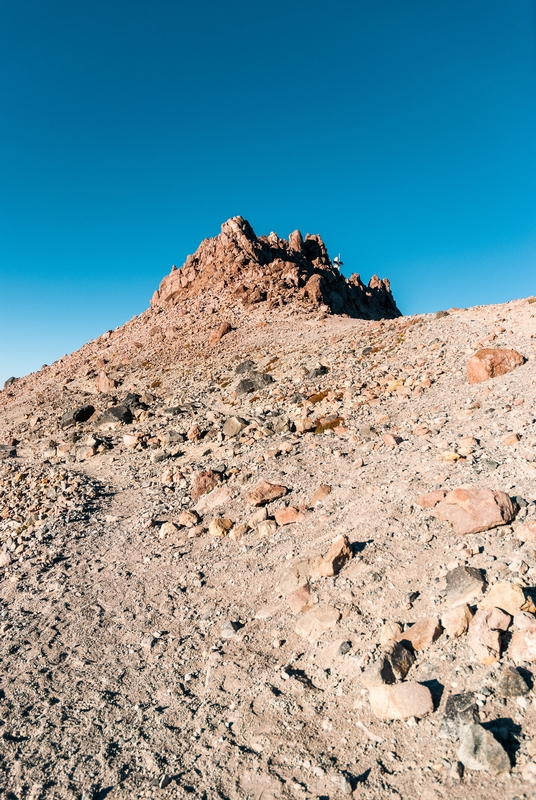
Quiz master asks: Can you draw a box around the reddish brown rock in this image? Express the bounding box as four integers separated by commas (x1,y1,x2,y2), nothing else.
247,481,288,507
309,484,331,507
150,216,401,320
191,469,222,500
467,608,511,664
187,423,202,441
95,372,117,393
316,534,353,577
413,424,431,436
209,321,232,344
467,348,525,384
274,506,302,526
416,490,445,509
369,681,434,720
286,583,316,614
433,488,517,535
396,617,442,650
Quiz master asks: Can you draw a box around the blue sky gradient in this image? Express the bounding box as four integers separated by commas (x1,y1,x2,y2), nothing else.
1,0,535,384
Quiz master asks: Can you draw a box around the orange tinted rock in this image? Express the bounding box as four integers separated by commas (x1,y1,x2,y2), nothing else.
380,621,403,647
396,617,442,650
309,484,331,507
413,424,431,436
433,488,517,535
274,506,301,526
191,469,222,500
316,534,353,577
480,581,536,616
467,348,525,384
208,517,233,538
383,434,402,447
247,481,288,506
279,556,323,595
416,490,445,509
441,604,473,638
295,417,316,433
209,321,232,344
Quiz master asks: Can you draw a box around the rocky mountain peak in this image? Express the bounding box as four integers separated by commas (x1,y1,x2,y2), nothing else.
151,216,401,319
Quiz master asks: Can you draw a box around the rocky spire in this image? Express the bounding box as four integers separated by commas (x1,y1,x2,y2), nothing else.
151,216,401,319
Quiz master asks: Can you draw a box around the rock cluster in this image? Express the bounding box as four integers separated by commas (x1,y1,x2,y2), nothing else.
151,216,401,320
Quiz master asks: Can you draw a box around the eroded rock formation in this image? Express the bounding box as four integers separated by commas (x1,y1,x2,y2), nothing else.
151,216,401,319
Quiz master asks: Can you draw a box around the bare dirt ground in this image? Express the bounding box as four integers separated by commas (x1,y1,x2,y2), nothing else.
1,293,536,800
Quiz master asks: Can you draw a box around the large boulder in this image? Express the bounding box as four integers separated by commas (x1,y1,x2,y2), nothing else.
467,348,525,384
433,488,517,535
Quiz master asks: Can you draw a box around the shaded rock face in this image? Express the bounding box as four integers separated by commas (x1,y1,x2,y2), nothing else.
151,216,401,320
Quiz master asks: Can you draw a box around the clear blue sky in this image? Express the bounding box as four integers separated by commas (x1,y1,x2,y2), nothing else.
1,0,536,385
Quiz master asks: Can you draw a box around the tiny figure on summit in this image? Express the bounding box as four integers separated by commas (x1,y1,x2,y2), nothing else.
333,254,343,269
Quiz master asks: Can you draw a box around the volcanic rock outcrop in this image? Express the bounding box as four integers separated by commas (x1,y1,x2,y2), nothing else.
151,216,400,319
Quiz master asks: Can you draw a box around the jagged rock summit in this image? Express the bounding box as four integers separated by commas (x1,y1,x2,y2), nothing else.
151,216,401,319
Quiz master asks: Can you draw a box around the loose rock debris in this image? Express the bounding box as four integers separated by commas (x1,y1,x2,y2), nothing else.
0,219,536,798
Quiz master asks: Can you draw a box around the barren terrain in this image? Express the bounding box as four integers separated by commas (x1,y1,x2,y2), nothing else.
1,220,536,800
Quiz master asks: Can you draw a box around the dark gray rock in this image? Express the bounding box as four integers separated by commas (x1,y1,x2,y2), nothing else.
496,666,531,697
308,365,329,378
97,405,132,426
165,430,186,448
445,566,487,607
235,360,255,374
438,692,479,740
61,405,96,429
236,372,274,395
0,444,16,459
123,392,147,411
384,641,415,680
165,406,186,416
3,377,17,389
